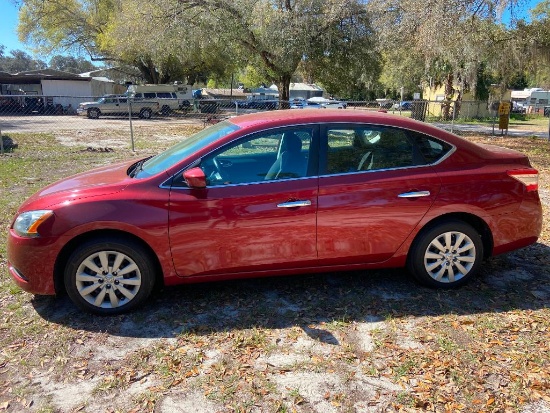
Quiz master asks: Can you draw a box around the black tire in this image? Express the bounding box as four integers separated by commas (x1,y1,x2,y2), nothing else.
87,108,100,119
160,105,171,116
139,108,152,119
407,220,483,288
64,237,156,315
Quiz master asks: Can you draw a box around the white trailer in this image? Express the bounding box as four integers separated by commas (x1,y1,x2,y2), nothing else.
126,84,195,113
527,90,550,113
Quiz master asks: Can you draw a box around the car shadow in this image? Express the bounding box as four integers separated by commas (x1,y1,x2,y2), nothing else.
32,242,550,339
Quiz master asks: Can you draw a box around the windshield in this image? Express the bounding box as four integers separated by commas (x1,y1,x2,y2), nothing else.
135,120,240,178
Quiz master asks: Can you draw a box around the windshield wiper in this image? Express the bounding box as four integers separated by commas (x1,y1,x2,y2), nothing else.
129,156,154,178
130,160,145,178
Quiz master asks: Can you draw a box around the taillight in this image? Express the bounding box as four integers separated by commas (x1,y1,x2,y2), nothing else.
508,169,539,192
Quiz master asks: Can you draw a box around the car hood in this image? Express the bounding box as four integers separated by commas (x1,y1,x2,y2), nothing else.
79,101,100,106
20,160,137,210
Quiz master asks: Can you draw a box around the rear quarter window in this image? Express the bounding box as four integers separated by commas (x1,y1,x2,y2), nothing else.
410,132,453,164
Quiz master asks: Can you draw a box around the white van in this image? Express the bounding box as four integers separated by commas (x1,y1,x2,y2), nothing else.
526,90,550,113
126,84,194,114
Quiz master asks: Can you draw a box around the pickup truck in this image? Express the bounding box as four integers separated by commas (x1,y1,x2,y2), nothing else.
77,96,160,119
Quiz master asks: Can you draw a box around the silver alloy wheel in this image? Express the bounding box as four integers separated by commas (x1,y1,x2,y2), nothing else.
75,250,142,309
88,108,99,119
423,231,476,283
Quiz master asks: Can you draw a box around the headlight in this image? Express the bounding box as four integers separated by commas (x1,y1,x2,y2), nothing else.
13,210,54,238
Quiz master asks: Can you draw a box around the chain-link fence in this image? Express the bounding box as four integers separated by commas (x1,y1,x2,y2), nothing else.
0,95,516,154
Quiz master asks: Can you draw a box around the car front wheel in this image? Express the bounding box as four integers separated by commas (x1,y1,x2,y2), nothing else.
64,237,156,315
407,220,483,288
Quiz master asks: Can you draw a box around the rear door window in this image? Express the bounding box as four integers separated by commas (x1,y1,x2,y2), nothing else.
323,126,422,175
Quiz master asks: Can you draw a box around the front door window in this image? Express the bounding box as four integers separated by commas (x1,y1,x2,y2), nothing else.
200,128,313,186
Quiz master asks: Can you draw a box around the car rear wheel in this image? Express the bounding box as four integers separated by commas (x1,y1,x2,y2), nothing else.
140,108,152,119
407,220,483,288
64,237,155,315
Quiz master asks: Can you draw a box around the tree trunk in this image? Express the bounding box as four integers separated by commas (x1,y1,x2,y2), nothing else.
277,73,292,107
442,72,454,121
454,89,462,119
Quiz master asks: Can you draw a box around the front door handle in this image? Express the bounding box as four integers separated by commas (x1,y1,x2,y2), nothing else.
398,191,431,198
277,200,312,208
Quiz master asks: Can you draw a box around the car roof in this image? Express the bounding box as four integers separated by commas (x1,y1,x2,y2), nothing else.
229,109,425,130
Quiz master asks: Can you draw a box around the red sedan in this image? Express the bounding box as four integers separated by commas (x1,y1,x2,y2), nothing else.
7,110,542,315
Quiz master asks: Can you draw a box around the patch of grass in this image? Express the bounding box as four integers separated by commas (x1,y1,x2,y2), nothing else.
286,326,302,341
92,376,126,395
436,335,458,353
36,404,57,413
324,316,352,331
395,391,416,407
393,358,417,379
232,328,269,351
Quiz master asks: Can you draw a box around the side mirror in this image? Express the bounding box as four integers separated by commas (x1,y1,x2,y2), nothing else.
183,167,207,189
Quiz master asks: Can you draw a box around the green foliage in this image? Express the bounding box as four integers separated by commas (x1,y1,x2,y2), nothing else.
13,0,550,96
517,0,550,88
475,64,492,101
367,0,543,99
0,48,47,73
237,66,266,89
165,0,380,100
48,55,97,73
378,50,424,99
531,0,550,20
304,1,382,98
101,0,239,84
18,0,107,56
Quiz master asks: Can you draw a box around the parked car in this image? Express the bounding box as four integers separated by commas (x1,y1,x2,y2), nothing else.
233,99,249,108
393,101,413,111
512,101,527,114
247,100,279,110
232,99,278,110
322,100,346,109
376,99,394,109
305,97,346,109
7,110,542,315
304,101,322,109
289,98,308,109
77,96,159,119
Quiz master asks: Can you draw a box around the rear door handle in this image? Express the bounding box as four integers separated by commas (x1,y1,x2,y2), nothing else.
398,191,431,198
277,200,312,208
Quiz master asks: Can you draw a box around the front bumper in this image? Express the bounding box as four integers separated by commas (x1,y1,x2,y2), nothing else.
7,229,60,295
